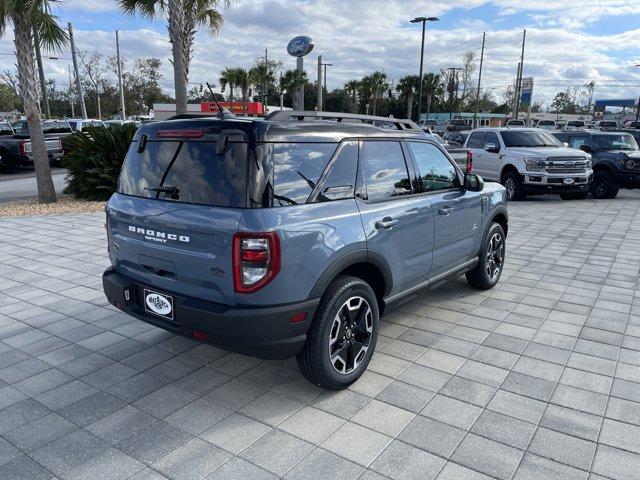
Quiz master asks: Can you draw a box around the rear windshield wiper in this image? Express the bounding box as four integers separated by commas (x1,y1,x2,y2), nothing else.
145,185,180,199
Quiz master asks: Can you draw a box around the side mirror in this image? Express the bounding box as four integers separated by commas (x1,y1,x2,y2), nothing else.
484,143,500,153
464,172,484,192
579,144,592,153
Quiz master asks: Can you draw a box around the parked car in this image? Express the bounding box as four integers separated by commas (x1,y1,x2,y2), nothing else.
67,118,106,131
0,120,71,173
594,120,618,131
535,119,556,131
554,130,640,199
104,119,142,128
102,112,508,389
445,119,468,131
624,121,640,129
418,119,438,130
622,129,640,143
443,130,470,147
564,120,586,131
465,127,593,201
506,119,526,127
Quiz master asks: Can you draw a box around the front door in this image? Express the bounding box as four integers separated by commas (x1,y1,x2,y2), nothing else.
356,140,435,291
405,141,482,274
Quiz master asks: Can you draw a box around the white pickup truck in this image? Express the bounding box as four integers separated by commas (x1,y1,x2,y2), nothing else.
465,128,593,200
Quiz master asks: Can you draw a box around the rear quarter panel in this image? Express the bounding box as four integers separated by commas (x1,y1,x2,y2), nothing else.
237,199,365,306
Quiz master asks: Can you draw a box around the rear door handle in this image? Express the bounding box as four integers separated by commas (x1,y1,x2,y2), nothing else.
375,217,399,230
438,206,454,216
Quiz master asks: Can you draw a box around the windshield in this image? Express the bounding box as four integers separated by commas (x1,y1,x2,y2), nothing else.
567,121,585,127
43,121,72,134
600,122,617,127
0,123,13,135
538,121,554,126
501,130,561,148
508,120,525,125
593,134,638,151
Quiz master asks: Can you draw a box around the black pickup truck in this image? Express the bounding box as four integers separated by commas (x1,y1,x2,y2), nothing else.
0,120,72,173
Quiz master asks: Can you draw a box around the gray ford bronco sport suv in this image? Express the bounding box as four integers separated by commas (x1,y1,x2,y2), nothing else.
103,111,508,389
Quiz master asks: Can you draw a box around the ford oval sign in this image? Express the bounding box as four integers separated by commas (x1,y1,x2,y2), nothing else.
287,36,314,57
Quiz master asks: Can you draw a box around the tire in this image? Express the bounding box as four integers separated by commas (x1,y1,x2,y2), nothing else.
296,275,379,390
501,171,526,201
590,170,619,199
466,223,506,290
560,192,588,200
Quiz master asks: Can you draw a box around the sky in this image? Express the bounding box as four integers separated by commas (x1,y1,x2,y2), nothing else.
1,0,639,109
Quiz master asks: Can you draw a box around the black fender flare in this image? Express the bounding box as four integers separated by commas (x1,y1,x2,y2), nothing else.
478,206,508,255
308,248,393,299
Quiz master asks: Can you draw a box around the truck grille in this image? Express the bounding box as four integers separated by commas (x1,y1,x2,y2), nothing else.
546,158,589,175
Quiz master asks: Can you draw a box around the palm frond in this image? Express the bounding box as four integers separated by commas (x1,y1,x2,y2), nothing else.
117,0,160,18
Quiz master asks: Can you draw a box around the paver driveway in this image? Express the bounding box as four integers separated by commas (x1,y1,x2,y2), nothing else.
1,191,640,480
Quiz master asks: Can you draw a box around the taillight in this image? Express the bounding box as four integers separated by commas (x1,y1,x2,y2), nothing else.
18,141,27,155
466,149,473,172
233,232,281,294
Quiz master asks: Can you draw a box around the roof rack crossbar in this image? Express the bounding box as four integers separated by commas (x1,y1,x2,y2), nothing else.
265,110,423,132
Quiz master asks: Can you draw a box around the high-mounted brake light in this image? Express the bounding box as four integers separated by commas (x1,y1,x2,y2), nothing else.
466,149,473,172
157,129,205,138
233,232,281,294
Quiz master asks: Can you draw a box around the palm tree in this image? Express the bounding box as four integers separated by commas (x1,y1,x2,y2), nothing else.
344,80,360,113
281,69,308,109
119,0,232,115
234,67,252,114
249,59,277,110
0,0,67,203
396,75,419,119
219,67,238,102
422,73,443,119
367,71,388,116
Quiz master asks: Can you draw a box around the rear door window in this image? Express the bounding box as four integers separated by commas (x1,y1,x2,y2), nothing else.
483,132,499,149
360,141,412,201
118,140,248,207
272,143,337,205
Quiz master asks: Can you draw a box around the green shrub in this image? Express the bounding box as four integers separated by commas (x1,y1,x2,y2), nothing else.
63,124,137,201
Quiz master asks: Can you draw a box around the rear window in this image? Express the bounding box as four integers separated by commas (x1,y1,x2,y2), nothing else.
43,121,72,134
118,140,248,207
538,120,554,126
0,123,13,135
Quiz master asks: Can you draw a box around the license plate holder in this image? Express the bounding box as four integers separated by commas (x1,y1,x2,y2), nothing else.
143,289,174,320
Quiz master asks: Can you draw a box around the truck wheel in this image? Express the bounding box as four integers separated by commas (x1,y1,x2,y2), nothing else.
0,159,16,174
590,171,619,199
296,276,379,390
560,192,588,200
501,171,526,201
466,223,506,290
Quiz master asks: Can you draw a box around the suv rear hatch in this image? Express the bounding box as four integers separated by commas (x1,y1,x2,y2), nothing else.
107,121,251,307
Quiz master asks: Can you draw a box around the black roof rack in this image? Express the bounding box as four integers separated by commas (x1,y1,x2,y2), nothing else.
265,110,423,132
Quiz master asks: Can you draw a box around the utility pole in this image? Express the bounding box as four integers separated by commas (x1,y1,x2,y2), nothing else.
68,65,75,117
473,32,486,129
68,22,87,119
317,55,323,111
410,16,439,122
264,48,268,114
446,67,461,119
514,29,526,119
33,32,51,119
116,30,126,120
321,62,333,111
512,62,521,119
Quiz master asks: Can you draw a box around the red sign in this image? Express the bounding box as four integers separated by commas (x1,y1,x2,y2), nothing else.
201,102,264,115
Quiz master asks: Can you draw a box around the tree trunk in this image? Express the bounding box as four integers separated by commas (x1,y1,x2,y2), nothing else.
168,0,188,115
406,92,413,119
13,11,56,203
229,83,234,102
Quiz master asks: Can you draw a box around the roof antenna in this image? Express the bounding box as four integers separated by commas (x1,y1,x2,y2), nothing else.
206,82,225,119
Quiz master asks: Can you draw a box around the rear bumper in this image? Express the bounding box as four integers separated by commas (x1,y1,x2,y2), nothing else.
102,267,319,359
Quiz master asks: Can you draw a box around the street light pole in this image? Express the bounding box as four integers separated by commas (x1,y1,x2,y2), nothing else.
410,16,439,123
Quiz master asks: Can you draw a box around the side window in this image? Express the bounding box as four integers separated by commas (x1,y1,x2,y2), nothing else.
360,141,412,201
467,132,485,148
316,141,358,202
272,143,337,205
569,136,588,149
554,133,567,143
483,132,499,148
408,142,459,192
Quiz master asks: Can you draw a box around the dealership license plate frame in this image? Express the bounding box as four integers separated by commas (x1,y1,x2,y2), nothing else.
143,288,175,321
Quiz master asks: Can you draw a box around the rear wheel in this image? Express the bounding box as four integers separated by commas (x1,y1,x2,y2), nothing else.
466,223,506,290
501,171,526,201
560,192,588,200
590,170,619,199
296,276,379,390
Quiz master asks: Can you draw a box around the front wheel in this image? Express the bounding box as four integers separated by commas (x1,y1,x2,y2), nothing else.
590,170,619,199
296,276,379,390
501,171,526,201
466,223,506,290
